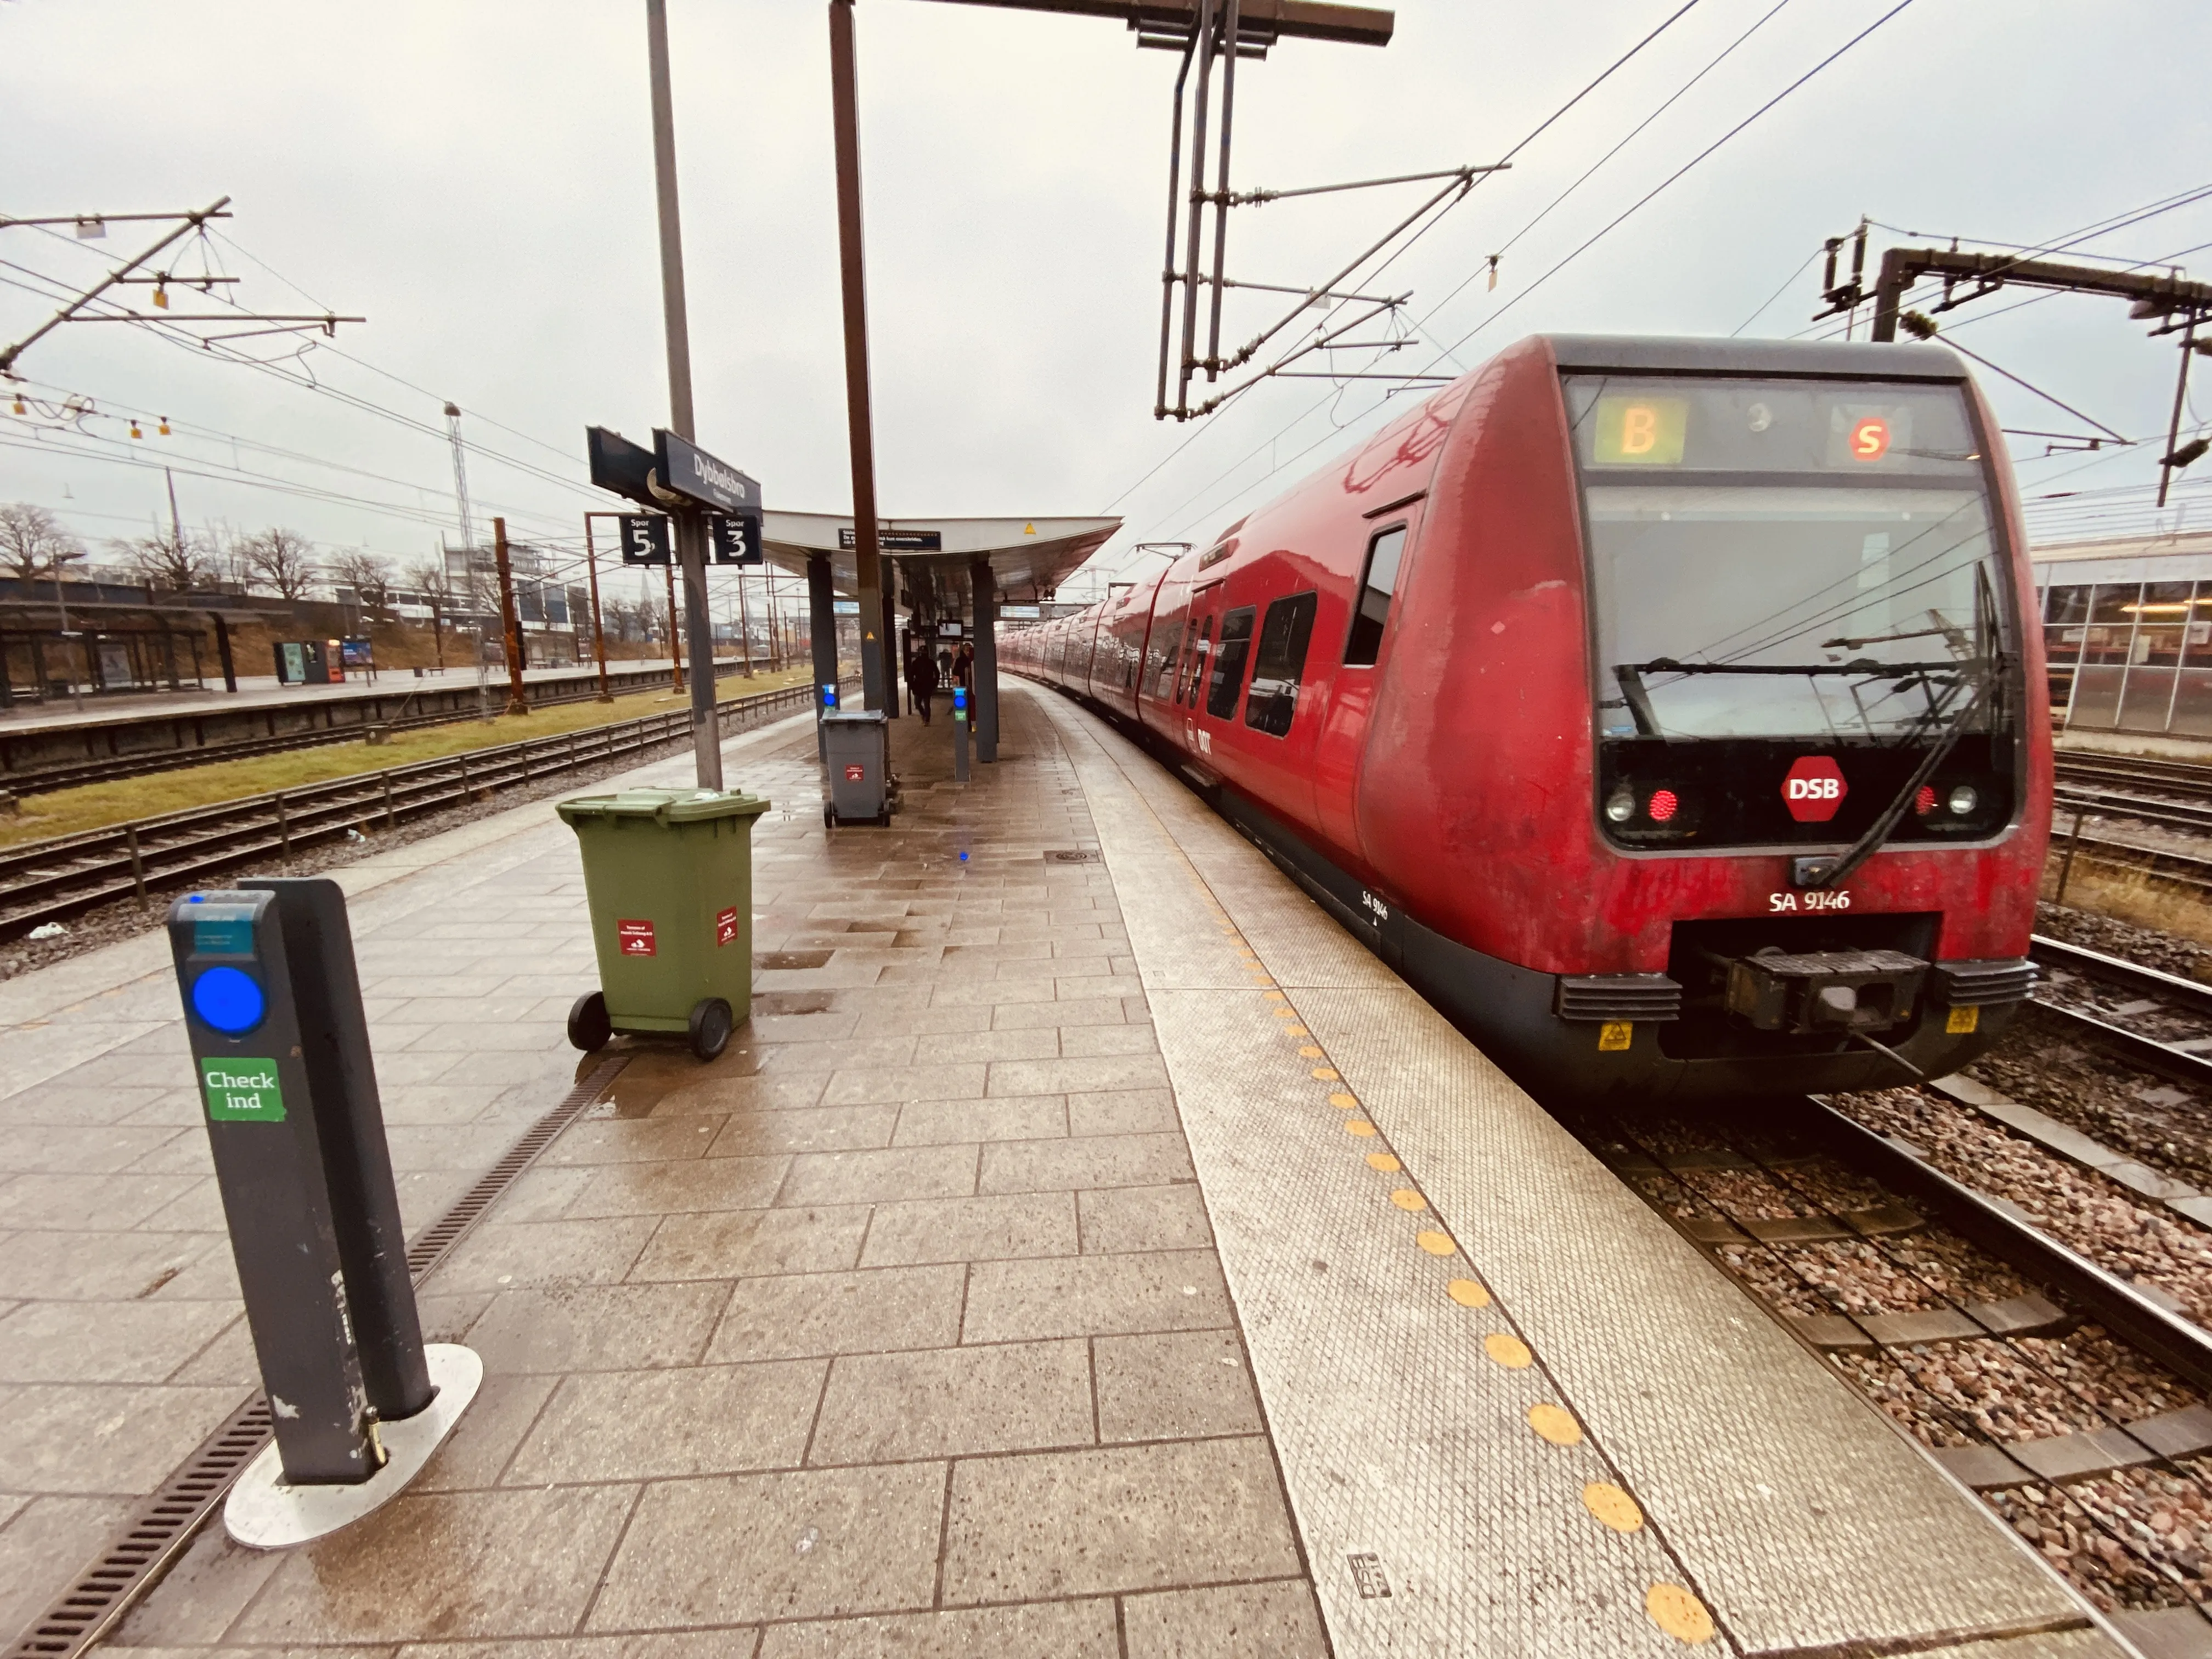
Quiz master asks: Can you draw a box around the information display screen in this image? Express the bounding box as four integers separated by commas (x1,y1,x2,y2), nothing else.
1567,376,1978,477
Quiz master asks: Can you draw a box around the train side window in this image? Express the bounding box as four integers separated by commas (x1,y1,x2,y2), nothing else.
1244,592,1318,736
1181,617,1212,706
1206,606,1257,719
1344,525,1408,666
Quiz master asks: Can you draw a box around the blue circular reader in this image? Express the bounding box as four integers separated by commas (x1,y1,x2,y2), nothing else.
192,966,266,1035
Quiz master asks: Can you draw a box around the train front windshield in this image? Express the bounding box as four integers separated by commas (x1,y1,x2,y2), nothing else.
1565,375,2009,747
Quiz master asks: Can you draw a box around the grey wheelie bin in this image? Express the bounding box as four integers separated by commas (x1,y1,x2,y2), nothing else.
821,708,891,827
556,787,770,1061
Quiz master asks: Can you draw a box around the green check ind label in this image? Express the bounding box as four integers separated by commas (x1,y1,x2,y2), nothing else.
201,1058,285,1122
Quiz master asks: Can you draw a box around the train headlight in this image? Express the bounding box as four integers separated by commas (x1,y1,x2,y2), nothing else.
1604,787,1635,823
1946,785,1979,816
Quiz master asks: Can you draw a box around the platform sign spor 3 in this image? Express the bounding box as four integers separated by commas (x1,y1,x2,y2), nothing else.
1781,756,1847,823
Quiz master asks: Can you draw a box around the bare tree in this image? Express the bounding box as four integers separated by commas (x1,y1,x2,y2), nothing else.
237,527,318,601
405,557,453,667
0,503,84,580
115,524,215,592
329,550,396,623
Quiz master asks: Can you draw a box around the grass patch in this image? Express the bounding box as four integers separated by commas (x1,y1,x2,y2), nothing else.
2,664,812,848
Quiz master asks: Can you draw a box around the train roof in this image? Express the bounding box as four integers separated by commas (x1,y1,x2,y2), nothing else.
1543,334,1968,382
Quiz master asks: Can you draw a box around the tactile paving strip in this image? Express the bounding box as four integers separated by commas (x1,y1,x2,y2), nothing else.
1029,687,2116,1659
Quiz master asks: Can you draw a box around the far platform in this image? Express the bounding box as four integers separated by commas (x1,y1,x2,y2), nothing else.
0,684,2117,1657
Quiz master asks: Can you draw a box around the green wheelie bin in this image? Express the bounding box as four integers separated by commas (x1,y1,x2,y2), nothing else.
556,787,770,1061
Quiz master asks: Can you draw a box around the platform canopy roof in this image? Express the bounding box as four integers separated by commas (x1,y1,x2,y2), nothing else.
761,514,1120,610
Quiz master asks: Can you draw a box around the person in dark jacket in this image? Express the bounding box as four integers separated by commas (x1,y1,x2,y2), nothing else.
953,641,975,691
910,645,939,725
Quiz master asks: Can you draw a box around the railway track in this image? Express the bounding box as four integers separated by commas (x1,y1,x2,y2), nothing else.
1575,1091,2212,1637
0,662,764,798
0,681,815,941
2030,934,2212,1088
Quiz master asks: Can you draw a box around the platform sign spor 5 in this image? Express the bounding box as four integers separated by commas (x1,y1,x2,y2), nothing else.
1782,755,1847,823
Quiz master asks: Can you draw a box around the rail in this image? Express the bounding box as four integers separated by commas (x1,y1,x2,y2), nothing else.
1801,1094,2212,1392
0,680,815,940
2027,933,2212,1088
0,660,771,798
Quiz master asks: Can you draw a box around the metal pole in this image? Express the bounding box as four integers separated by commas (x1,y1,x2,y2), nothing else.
808,552,838,760
1176,0,1220,416
737,563,754,677
644,0,723,789
1203,0,1239,381
829,0,888,713
2159,318,2198,510
212,611,238,692
583,516,614,702
664,559,684,691
492,518,529,716
2056,805,2086,904
1154,34,1197,419
971,555,998,763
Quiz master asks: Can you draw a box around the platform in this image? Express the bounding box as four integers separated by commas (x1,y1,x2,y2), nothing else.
0,685,2121,1657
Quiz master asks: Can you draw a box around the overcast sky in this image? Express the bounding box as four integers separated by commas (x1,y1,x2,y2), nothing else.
3,0,2207,608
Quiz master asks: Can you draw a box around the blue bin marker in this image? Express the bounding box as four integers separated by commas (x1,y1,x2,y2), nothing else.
191,966,267,1034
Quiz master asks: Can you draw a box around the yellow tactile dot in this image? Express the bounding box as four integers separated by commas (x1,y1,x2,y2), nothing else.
1283,1025,1309,1037
1446,1278,1491,1308
1328,1092,1359,1109
1584,1482,1644,1533
1345,1120,1378,1138
1365,1152,1401,1172
1415,1229,1457,1256
1297,1045,1323,1058
1483,1330,1533,1367
1528,1403,1582,1445
1389,1188,1426,1212
1311,1067,1340,1081
1264,990,1286,1001
1271,1006,1299,1018
1646,1583,1716,1645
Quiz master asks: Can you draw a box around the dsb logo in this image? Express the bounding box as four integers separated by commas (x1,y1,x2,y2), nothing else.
1781,756,1848,823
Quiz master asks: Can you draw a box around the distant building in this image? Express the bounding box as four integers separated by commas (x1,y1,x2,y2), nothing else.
2034,529,2212,736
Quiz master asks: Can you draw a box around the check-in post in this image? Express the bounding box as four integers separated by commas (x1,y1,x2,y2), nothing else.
953,683,971,783
167,879,480,1547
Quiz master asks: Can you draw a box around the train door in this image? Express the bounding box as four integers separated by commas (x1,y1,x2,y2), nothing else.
1316,510,1421,854
1235,588,1323,831
1178,580,1224,755
1139,578,1190,738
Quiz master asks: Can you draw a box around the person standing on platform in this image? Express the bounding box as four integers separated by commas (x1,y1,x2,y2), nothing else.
910,644,939,725
953,640,974,692
902,639,923,716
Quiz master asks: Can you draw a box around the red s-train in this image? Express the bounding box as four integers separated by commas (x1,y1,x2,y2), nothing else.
1007,335,2049,1101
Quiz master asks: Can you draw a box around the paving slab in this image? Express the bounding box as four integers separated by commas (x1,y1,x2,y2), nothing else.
93,692,1310,1654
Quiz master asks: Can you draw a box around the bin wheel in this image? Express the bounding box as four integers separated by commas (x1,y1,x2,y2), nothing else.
567,990,612,1053
823,805,835,828
688,997,735,1062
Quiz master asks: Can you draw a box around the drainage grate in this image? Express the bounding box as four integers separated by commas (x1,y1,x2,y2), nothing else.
6,1051,629,1659
1045,849,1102,864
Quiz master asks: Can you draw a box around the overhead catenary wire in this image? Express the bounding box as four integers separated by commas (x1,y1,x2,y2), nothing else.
1138,0,1919,547
1093,0,1714,521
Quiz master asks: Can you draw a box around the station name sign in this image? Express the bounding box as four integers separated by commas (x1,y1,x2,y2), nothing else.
657,430,760,515
838,527,943,553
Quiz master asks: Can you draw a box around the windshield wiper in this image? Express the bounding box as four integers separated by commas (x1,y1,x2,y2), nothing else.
1805,567,2007,889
